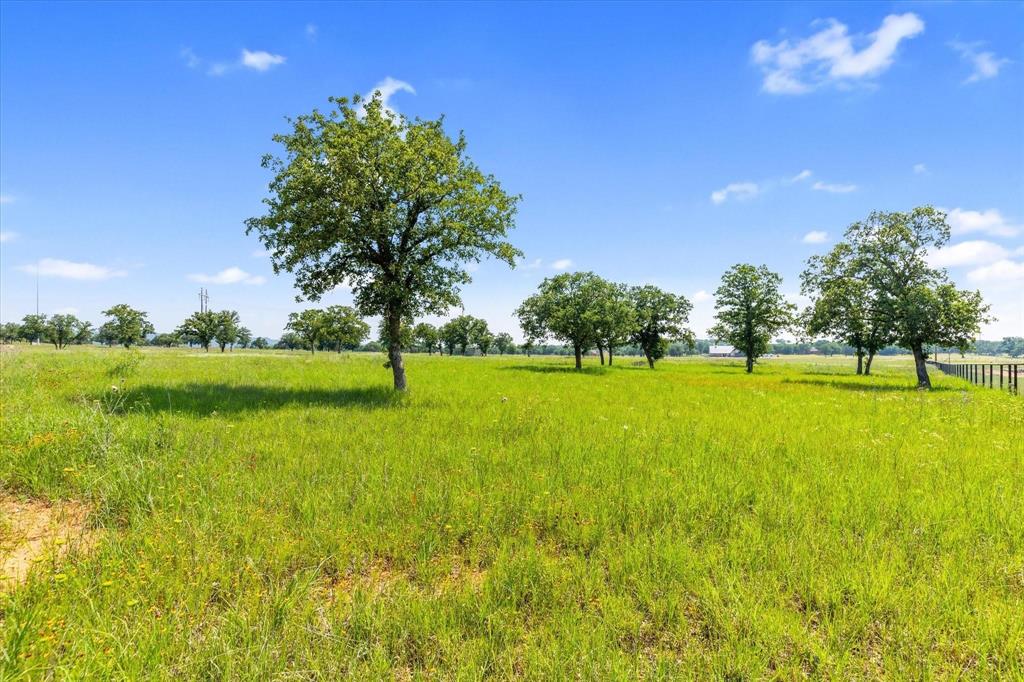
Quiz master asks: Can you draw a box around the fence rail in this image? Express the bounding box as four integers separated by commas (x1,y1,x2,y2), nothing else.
928,361,1021,395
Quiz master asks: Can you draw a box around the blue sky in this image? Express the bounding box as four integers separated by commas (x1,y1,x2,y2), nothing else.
1,1,1022,340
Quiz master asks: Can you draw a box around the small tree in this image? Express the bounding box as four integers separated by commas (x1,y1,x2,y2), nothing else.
844,207,991,388
94,321,118,346
494,332,515,355
246,92,521,390
20,314,47,344
413,322,441,354
324,305,369,352
516,272,606,369
251,337,270,350
708,265,795,373
151,333,180,347
215,311,241,352
441,315,477,355
176,311,219,352
235,327,253,349
592,281,635,366
1,322,22,343
469,318,493,356
286,309,329,354
101,304,153,348
44,314,92,349
628,285,694,368
1000,337,1024,358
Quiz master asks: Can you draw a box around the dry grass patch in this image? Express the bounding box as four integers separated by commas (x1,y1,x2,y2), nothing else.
0,494,94,592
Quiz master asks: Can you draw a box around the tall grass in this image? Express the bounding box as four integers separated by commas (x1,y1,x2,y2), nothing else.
1,347,1022,678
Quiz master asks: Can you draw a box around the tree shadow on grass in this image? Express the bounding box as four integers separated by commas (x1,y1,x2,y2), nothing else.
499,364,611,376
110,383,403,416
782,378,960,393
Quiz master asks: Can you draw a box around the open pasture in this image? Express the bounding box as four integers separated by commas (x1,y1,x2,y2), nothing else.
1,347,1022,678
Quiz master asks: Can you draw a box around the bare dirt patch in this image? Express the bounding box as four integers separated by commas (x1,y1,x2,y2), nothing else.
0,495,94,592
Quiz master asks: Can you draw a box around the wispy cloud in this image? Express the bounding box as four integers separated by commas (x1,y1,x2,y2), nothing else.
18,258,127,281
182,48,286,76
362,77,415,119
950,41,1010,84
0,231,17,243
752,13,924,94
305,23,318,40
692,290,711,303
928,240,1009,268
944,208,1020,238
812,180,857,194
802,230,828,244
967,259,1024,283
913,163,927,175
187,266,265,285
551,259,573,271
711,182,760,205
788,169,813,183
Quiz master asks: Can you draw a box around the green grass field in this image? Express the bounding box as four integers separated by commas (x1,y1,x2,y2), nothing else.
1,346,1022,679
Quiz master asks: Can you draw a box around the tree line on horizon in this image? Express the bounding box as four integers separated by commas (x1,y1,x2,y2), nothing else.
3,93,1012,390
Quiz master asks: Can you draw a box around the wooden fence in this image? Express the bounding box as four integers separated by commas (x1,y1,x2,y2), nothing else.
928,361,1021,395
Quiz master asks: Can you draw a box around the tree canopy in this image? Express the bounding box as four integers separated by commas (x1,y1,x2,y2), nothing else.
628,286,694,368
246,92,521,390
708,265,795,373
101,304,153,348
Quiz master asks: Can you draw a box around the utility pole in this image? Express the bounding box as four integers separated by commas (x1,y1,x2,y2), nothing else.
198,288,209,313
35,262,41,344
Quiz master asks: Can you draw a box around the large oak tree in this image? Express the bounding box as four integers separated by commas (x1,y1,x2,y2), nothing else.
246,93,520,390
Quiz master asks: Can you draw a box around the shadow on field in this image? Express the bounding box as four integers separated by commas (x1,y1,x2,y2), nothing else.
120,383,401,416
500,365,611,375
782,378,958,393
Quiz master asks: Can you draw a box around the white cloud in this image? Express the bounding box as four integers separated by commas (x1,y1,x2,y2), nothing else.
967,259,1024,283
551,259,573,271
950,41,1010,84
0,231,17,243
945,208,1020,237
18,258,127,281
802,230,828,244
520,257,543,270
812,180,857,193
789,169,813,183
180,47,201,69
928,240,1009,268
187,266,265,285
913,163,927,174
752,13,924,94
241,49,286,72
711,182,760,205
692,290,711,302
363,77,415,119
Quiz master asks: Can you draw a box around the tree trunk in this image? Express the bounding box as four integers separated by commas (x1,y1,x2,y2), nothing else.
646,352,655,369
745,353,754,373
912,344,931,389
864,351,875,376
598,346,605,365
856,349,864,375
387,312,408,391
608,348,613,366
574,344,582,370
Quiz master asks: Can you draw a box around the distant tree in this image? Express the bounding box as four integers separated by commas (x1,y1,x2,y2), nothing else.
151,333,180,347
324,305,369,352
214,311,241,352
20,314,47,344
101,304,153,348
441,315,478,355
469,318,493,355
516,272,607,370
592,281,635,365
801,242,895,375
377,316,414,352
999,336,1024,358
521,340,534,357
286,309,329,354
412,322,441,354
708,265,795,373
235,326,253,349
494,332,515,355
43,314,92,349
250,337,270,350
1,322,22,343
843,207,991,388
628,285,694,368
176,311,219,352
275,332,305,350
94,321,118,346
245,92,521,391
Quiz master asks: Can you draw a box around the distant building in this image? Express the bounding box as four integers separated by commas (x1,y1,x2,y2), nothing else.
708,345,738,357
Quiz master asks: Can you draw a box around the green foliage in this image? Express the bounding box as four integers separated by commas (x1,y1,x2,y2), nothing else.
214,311,241,352
412,322,441,354
19,314,47,342
245,92,521,389
43,314,93,349
235,327,253,349
440,315,481,355
150,333,181,348
628,285,693,368
250,337,270,350
285,309,329,354
516,272,610,369
100,304,154,348
999,336,1024,357
0,322,22,343
708,264,795,373
494,332,515,355
324,305,369,352
176,311,220,351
